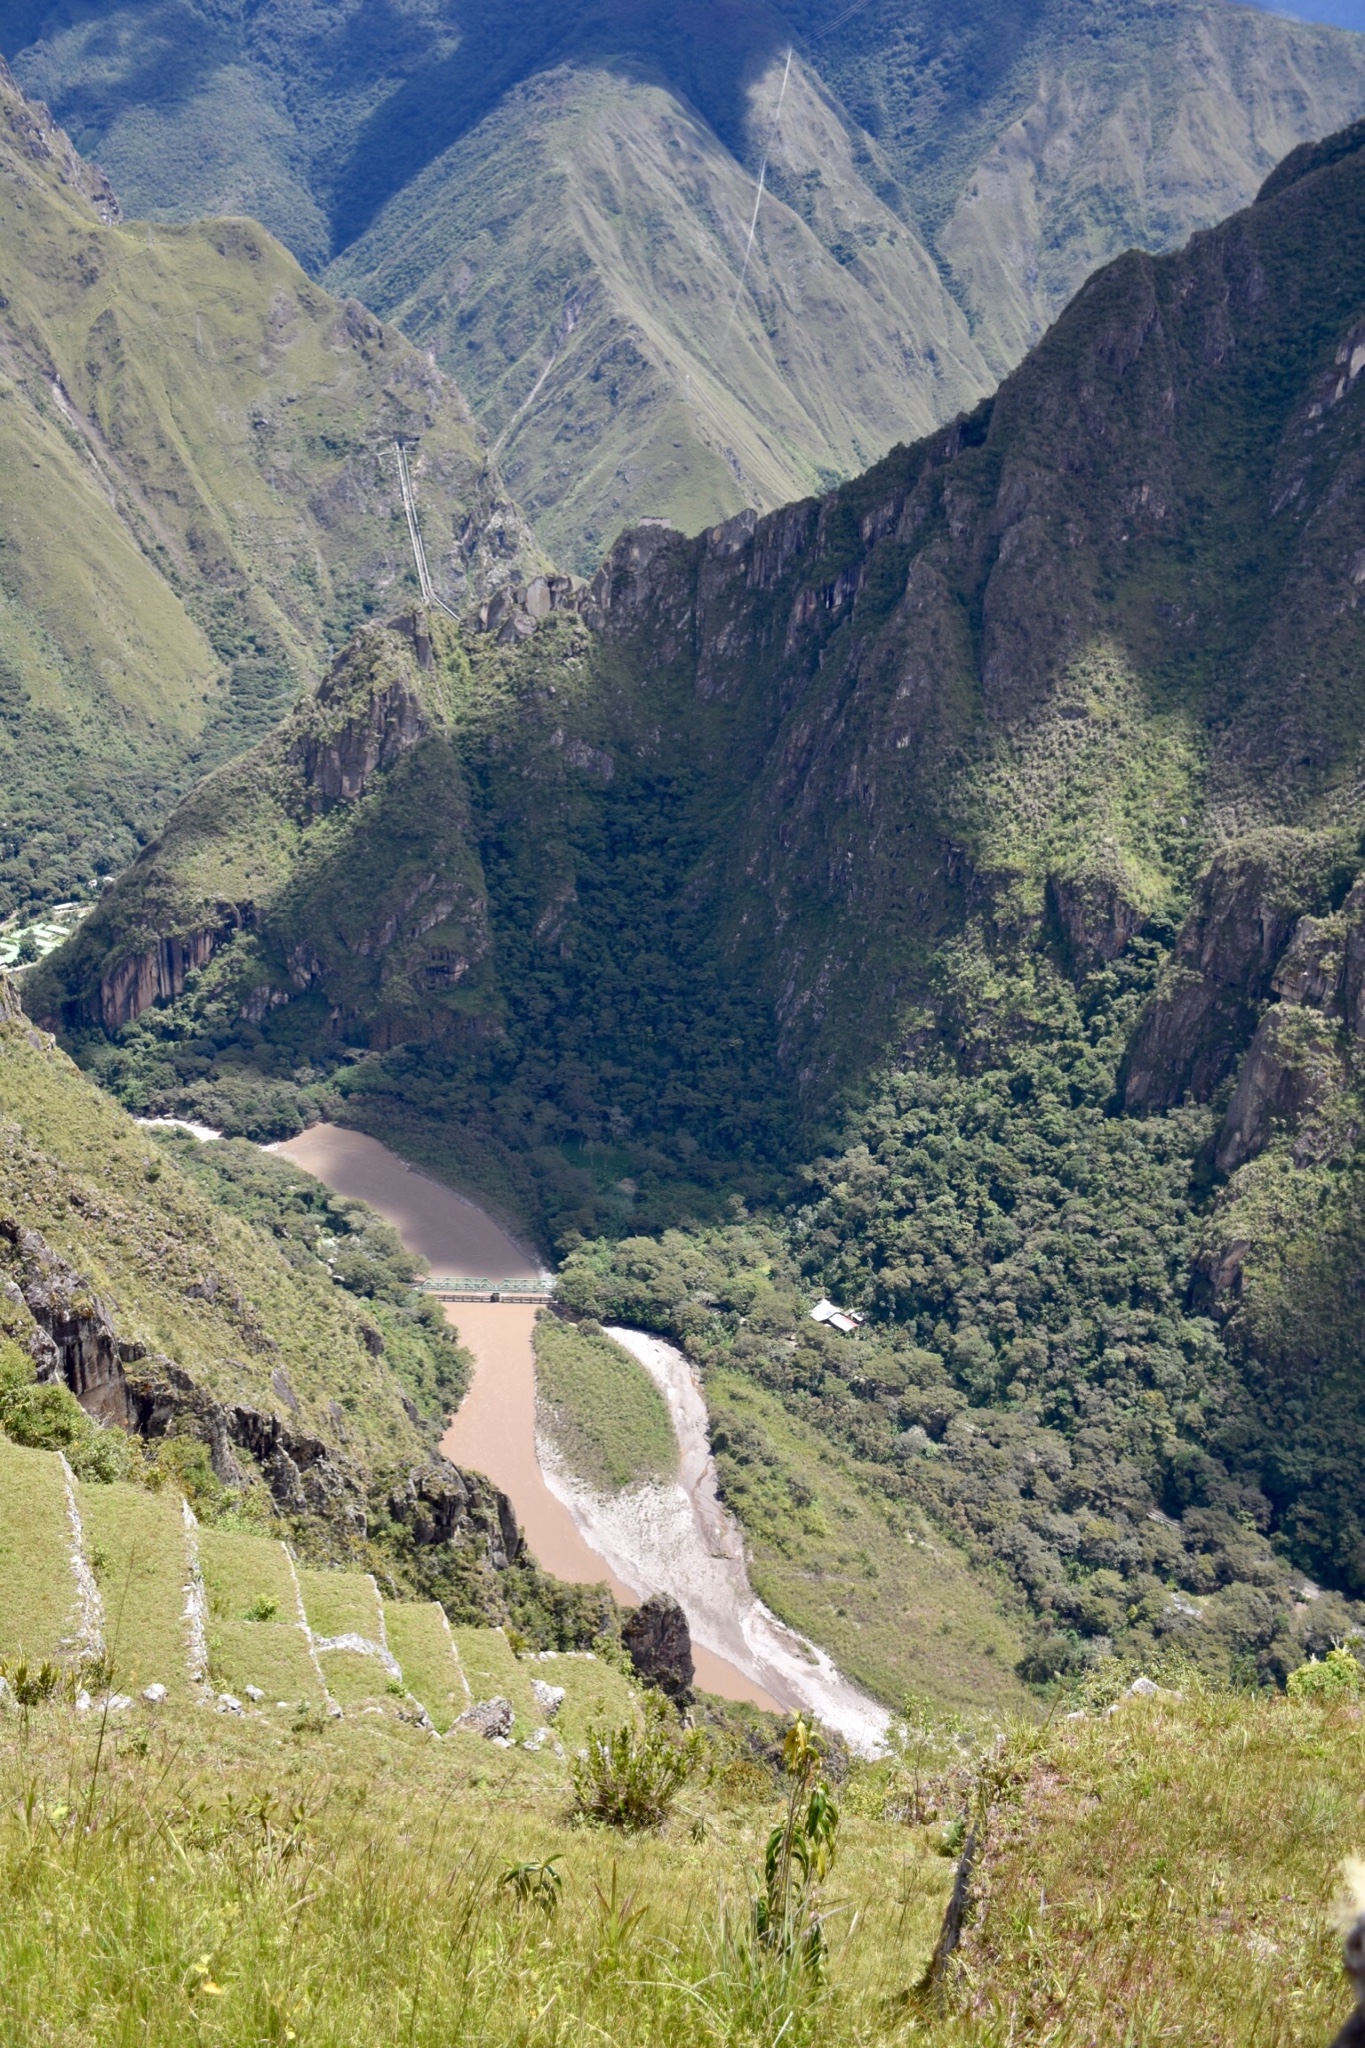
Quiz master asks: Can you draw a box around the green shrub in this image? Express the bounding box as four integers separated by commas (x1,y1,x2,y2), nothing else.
754,1717,840,1979
0,1343,128,1482
1285,1646,1364,1702
570,1694,704,1831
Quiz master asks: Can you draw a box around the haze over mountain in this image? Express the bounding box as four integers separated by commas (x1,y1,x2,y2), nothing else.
8,0,1365,566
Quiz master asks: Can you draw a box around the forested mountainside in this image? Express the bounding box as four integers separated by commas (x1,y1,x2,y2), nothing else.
0,65,536,919
37,117,1365,1685
8,2,1365,568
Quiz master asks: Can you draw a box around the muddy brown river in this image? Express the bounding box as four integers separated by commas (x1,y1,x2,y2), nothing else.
270,1124,772,1706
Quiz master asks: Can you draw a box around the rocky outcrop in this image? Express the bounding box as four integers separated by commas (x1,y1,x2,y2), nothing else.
98,911,251,1033
287,639,432,816
2,1218,141,1426
620,1592,694,1704
382,1460,522,1573
0,1212,525,1571
1121,832,1357,1115
1047,872,1143,976
475,574,579,644
1214,1004,1350,1175
1212,873,1365,1173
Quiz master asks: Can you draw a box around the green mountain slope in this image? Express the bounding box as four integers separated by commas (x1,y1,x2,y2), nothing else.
0,64,535,918
37,115,1365,1682
9,1,1365,566
325,58,993,570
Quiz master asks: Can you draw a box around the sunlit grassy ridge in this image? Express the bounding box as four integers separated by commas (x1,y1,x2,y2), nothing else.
13,0,1365,568
0,67,532,914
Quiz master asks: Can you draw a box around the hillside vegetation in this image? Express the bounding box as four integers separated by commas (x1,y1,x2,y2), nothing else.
8,2,1365,564
0,64,535,916
41,115,1365,1691
0,969,627,1656
534,1316,676,1494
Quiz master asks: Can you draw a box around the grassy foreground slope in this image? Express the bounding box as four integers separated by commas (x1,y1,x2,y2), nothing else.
0,64,534,916
0,1668,1361,2044
10,0,1365,565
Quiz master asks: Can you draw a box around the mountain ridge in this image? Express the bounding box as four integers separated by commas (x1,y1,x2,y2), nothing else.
0,61,538,917
10,0,1365,565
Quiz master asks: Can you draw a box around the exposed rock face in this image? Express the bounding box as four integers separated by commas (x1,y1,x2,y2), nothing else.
1,1217,141,1427
98,913,251,1033
1121,833,1357,1115
0,1210,524,1572
382,1460,522,1573
287,639,432,817
1215,1004,1349,1175
1047,873,1142,977
457,1696,514,1738
476,575,578,643
620,1593,694,1704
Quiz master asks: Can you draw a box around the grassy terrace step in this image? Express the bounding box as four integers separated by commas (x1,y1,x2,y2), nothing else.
79,1483,192,1700
198,1531,322,1706
296,1566,394,1708
450,1626,542,1732
294,1567,384,1643
0,1440,79,1666
384,1602,468,1732
524,1653,638,1753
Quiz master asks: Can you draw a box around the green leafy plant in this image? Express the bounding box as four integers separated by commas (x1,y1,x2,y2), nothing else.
0,1659,63,1709
244,1596,280,1623
1286,1646,1365,1703
499,1858,562,1915
570,1694,703,1832
754,1716,840,1979
589,1863,646,1970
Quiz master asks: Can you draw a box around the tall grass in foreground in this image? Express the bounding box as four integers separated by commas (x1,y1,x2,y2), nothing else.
2,1684,1361,2045
954,1687,1365,2047
0,1710,947,2047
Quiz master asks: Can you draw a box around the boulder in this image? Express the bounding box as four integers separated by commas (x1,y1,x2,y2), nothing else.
530,1677,565,1720
621,1593,695,1704
456,1696,515,1739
